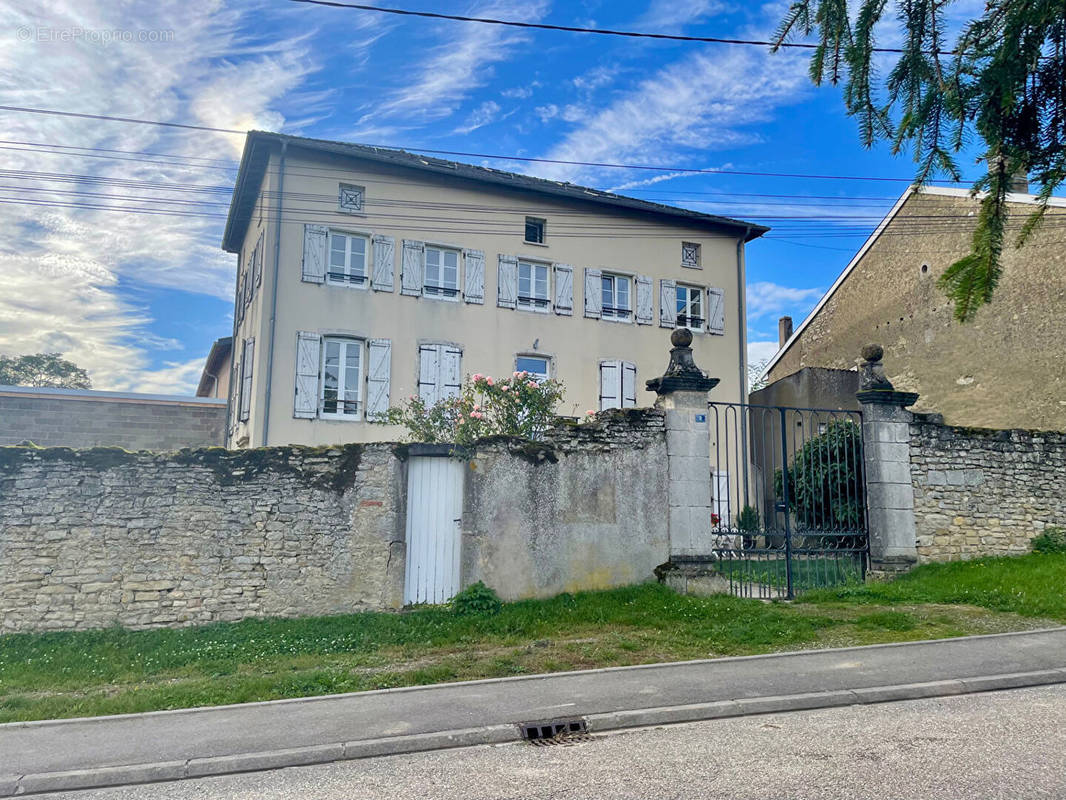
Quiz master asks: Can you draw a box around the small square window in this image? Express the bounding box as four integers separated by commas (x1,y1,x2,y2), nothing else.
525,217,546,244
515,355,550,382
338,183,365,214
682,242,701,269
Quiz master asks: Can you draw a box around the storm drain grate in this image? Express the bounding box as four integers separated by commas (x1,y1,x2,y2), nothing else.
520,718,590,746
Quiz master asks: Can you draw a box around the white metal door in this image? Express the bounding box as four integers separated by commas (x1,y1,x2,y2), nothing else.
404,456,464,605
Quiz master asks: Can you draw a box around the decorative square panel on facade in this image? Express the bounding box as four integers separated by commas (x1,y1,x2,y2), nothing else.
338,183,365,214
681,242,701,269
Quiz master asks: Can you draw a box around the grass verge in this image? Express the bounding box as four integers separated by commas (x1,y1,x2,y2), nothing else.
0,553,1062,723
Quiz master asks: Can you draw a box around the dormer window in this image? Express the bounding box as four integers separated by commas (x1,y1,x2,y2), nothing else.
525,216,546,244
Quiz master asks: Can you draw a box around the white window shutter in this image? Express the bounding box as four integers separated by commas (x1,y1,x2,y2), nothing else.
302,224,328,284
584,268,602,319
254,234,264,288
235,274,245,324
418,344,440,405
497,254,517,308
622,361,637,408
599,360,621,410
707,287,725,335
401,240,424,296
553,264,573,315
441,347,462,399
372,235,395,292
294,331,320,419
660,279,677,328
463,249,485,304
239,338,254,422
365,339,392,420
635,275,653,325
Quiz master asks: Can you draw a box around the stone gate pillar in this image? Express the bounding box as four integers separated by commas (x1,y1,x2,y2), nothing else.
855,344,919,576
646,328,720,557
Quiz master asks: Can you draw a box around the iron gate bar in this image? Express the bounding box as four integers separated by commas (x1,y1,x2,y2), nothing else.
705,400,870,599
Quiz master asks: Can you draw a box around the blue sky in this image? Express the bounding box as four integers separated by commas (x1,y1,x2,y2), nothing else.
0,0,988,392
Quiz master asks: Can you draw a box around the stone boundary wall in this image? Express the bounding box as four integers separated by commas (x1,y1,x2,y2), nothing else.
909,415,1066,561
0,410,669,633
0,386,226,450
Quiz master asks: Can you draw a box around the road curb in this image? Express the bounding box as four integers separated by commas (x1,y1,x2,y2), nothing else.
5,668,1065,796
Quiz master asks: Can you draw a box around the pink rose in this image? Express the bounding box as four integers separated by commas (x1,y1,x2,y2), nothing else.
501,385,509,392
586,410,595,416
486,377,494,386
527,381,538,388
472,373,483,382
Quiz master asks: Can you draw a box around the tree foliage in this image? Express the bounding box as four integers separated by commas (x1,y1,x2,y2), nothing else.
0,353,91,389
774,0,1066,321
383,371,565,445
774,419,865,533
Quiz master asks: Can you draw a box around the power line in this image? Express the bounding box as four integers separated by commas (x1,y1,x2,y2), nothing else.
285,0,920,54
0,104,969,184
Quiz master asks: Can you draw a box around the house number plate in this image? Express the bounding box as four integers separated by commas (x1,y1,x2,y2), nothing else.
694,414,707,423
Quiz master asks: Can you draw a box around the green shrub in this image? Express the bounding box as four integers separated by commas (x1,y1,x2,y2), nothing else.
1032,527,1066,554
774,420,864,532
736,505,761,532
451,581,503,616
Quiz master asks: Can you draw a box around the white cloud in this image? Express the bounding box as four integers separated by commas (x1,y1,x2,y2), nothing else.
746,281,824,319
501,82,539,99
454,100,502,134
748,339,780,369
0,0,316,393
572,65,619,92
530,47,810,184
636,0,728,32
374,0,549,126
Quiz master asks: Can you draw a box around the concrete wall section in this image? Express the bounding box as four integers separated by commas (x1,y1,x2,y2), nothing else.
463,410,669,599
910,416,1066,561
0,386,226,450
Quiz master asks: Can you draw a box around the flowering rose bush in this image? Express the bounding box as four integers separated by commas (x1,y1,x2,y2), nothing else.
383,371,565,445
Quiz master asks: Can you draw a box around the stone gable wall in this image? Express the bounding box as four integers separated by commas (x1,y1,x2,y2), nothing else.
910,416,1066,560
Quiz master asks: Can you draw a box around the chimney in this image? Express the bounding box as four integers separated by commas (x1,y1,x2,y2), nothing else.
988,154,1029,194
778,316,794,349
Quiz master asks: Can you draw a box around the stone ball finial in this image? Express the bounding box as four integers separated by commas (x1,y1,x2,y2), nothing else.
861,343,884,362
671,328,693,348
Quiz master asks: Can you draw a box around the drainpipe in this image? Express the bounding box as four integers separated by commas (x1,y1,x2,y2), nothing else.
262,138,287,447
736,229,751,500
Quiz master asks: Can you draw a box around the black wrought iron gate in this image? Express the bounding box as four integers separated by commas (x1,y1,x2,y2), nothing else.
703,401,869,599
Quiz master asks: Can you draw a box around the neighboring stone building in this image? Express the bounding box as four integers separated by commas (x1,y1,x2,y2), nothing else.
761,186,1066,430
0,385,226,450
221,131,766,448
196,336,232,399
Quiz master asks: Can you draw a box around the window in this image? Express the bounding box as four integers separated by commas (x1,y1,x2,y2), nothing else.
327,230,369,287
601,273,631,321
516,355,550,382
320,337,362,418
525,216,546,244
338,183,365,213
599,360,637,410
424,246,460,298
682,242,701,269
517,260,550,311
676,285,704,329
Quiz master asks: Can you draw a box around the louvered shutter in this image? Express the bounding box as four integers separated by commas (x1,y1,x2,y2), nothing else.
707,287,725,335
660,279,677,328
293,331,320,419
553,264,573,315
239,338,254,421
235,273,245,324
497,254,518,308
635,275,653,325
302,224,328,284
599,360,621,410
584,268,602,319
463,249,485,304
372,235,395,292
418,344,440,405
441,347,462,400
365,339,391,420
401,240,424,296
621,361,637,408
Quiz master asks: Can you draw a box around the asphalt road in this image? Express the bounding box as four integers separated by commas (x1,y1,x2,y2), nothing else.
54,684,1066,800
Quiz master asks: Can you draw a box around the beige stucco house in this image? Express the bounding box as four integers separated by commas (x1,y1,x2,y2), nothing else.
221,132,766,447
761,185,1066,430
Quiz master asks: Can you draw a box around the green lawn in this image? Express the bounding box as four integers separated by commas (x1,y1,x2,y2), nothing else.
0,552,1062,724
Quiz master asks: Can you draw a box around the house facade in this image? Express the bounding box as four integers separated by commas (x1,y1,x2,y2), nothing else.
222,132,766,447
761,186,1066,430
